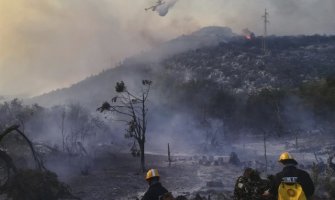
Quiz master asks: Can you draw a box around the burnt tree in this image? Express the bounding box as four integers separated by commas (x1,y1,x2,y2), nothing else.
98,80,152,172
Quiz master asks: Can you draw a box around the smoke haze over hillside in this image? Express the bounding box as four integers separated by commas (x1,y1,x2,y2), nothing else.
0,0,334,96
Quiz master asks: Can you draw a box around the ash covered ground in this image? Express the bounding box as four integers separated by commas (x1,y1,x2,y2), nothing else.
37,134,334,200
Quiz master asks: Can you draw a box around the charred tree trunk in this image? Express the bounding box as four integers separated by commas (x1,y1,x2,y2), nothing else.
139,139,145,172
263,130,268,172
140,93,147,172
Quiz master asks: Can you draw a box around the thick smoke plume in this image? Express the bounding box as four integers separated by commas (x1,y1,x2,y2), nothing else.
0,0,334,96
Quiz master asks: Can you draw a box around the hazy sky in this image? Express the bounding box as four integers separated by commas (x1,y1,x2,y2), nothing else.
0,0,334,97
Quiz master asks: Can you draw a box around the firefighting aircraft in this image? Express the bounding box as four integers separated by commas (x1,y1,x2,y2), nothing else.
145,0,165,11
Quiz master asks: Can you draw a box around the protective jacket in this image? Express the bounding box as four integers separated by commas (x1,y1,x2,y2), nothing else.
234,174,272,200
234,176,253,200
141,182,168,200
271,165,314,199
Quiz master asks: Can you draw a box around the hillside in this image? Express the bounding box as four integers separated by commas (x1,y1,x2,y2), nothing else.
29,26,236,107
29,28,335,108
27,27,335,138
160,35,335,93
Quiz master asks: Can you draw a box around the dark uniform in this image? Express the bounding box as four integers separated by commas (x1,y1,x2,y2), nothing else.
270,165,315,199
141,181,169,200
234,168,273,200
234,176,253,200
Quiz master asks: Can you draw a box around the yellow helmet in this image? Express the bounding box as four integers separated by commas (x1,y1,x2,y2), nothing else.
278,152,297,164
145,169,160,180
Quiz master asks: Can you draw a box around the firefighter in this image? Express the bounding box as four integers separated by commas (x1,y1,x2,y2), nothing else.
234,168,272,200
270,152,314,200
234,168,254,199
141,169,169,200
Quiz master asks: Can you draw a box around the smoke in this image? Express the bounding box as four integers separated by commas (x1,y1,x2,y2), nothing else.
0,0,196,97
156,0,179,16
282,96,316,132
147,112,206,154
0,0,334,97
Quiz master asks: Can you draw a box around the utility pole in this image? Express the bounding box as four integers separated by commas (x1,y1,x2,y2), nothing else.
262,8,269,53
263,130,268,172
168,143,171,167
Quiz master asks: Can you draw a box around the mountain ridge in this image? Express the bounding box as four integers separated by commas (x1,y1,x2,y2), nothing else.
28,27,335,109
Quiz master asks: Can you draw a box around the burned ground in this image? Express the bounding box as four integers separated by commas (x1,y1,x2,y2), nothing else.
39,134,334,200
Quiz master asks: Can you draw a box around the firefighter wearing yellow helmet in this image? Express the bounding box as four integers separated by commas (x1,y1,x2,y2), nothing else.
278,152,297,164
141,169,170,200
269,152,314,200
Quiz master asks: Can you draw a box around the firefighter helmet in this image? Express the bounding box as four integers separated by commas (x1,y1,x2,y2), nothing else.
278,152,298,165
146,169,160,180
